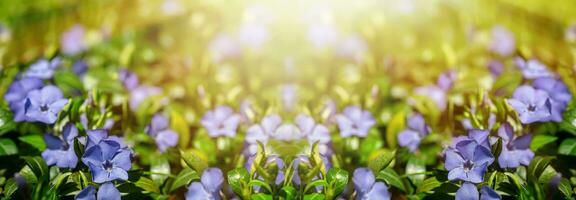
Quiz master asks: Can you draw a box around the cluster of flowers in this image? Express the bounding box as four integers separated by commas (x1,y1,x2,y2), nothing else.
5,58,69,124
43,124,132,200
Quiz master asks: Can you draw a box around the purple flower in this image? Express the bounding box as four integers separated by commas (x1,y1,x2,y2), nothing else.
496,124,534,169
281,84,297,111
489,26,516,56
85,129,127,149
295,114,331,154
75,183,121,200
129,86,162,111
445,140,494,183
487,60,504,76
450,129,491,150
186,168,224,200
42,123,81,168
119,69,139,90
398,113,431,152
73,60,89,77
456,182,501,200
4,77,43,122
208,34,240,63
437,70,457,91
24,85,69,124
60,24,86,55
506,85,552,124
336,35,368,63
414,86,447,111
245,114,282,154
533,77,572,122
353,168,390,200
146,114,179,152
336,106,375,138
23,58,61,80
201,106,241,137
75,185,96,200
270,124,307,141
82,140,132,183
514,58,553,79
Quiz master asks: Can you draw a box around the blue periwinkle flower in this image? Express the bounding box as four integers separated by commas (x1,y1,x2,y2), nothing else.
75,183,121,200
119,69,139,90
24,85,69,124
456,182,501,200
245,114,282,154
533,77,572,122
514,57,553,79
489,26,515,57
82,140,132,183
450,129,491,150
398,113,431,152
445,140,494,183
201,106,241,137
414,85,447,111
353,168,390,200
336,106,375,138
146,114,178,152
60,24,86,55
129,86,162,111
295,114,331,154
186,168,224,200
42,123,81,168
4,77,44,122
496,124,534,169
85,129,127,149
23,58,61,80
507,85,552,124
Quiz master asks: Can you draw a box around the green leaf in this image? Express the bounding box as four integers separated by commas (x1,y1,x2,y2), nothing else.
23,156,49,181
135,177,160,193
0,108,16,136
491,137,502,159
416,177,443,193
303,193,325,200
527,156,553,182
170,168,200,192
180,149,208,173
326,168,348,198
171,110,190,148
150,157,170,186
304,179,327,193
227,168,250,198
558,138,576,156
50,172,72,189
249,179,273,193
530,135,557,151
367,149,395,173
376,168,406,192
3,178,18,198
19,135,46,151
386,111,405,148
19,165,38,184
279,186,297,200
406,156,426,185
0,138,18,156
251,193,273,200
54,71,84,94
558,178,573,199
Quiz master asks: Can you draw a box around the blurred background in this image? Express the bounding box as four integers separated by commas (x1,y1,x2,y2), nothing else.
1,0,576,116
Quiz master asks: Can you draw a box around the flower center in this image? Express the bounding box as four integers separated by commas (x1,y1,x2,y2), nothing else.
40,104,49,112
527,104,536,112
102,160,114,172
463,160,474,172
